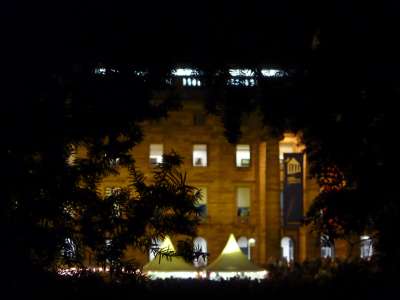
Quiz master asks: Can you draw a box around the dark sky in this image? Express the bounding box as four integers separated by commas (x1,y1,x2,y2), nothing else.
4,1,316,65
3,1,398,68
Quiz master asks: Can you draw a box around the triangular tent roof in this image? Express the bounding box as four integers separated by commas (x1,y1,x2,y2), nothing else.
206,234,265,272
143,236,196,272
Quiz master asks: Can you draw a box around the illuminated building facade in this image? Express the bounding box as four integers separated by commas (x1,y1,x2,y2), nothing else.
93,67,370,267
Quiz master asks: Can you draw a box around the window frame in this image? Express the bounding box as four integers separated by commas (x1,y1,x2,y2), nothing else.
320,235,335,259
193,237,208,267
360,235,373,259
235,144,251,168
149,144,164,166
192,144,208,167
236,186,251,219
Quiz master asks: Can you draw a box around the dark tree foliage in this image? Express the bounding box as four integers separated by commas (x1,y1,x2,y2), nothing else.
0,57,188,288
299,2,392,271
79,152,200,273
203,2,393,269
197,1,392,273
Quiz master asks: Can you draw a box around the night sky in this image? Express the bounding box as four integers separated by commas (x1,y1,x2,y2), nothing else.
0,2,343,62
2,1,398,78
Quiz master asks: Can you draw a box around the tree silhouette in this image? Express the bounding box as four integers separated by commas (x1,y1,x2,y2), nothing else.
78,152,200,275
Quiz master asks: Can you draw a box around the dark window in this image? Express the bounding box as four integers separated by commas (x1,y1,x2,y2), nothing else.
193,113,206,126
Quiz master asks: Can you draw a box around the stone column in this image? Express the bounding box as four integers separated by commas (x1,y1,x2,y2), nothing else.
300,154,320,260
265,138,281,261
257,142,267,264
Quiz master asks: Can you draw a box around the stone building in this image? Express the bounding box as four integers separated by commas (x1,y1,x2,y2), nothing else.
93,68,367,267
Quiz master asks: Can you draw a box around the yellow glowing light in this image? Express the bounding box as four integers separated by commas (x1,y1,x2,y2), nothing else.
147,271,199,279
199,271,207,278
159,235,176,252
209,270,268,281
221,234,242,254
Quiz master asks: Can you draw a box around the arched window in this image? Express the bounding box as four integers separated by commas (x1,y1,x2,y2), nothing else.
61,238,77,259
238,236,255,259
193,237,207,267
281,237,294,262
320,236,335,258
360,235,373,259
149,238,162,261
238,236,248,257
105,239,113,265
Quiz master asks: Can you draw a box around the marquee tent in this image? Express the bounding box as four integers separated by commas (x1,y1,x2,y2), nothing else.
142,236,198,279
206,234,267,280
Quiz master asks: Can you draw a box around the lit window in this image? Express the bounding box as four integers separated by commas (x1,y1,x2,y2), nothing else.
105,186,121,197
149,238,162,261
360,235,373,259
229,69,254,77
228,78,256,87
320,236,335,258
112,202,121,217
195,187,208,219
150,144,163,165
104,187,122,217
237,187,250,218
104,153,120,168
261,69,288,77
104,186,121,217
172,68,202,87
171,68,200,77
228,69,256,86
94,67,106,75
133,70,147,77
61,238,77,259
110,157,120,168
183,78,202,87
193,144,207,167
236,144,251,167
104,239,112,264
238,237,249,256
193,237,208,267
281,237,294,262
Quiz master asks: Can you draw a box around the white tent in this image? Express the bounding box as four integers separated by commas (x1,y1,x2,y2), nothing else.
142,236,198,279
206,234,268,280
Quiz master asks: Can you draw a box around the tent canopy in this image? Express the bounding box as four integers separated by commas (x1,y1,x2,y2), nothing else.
206,234,265,272
142,236,196,272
